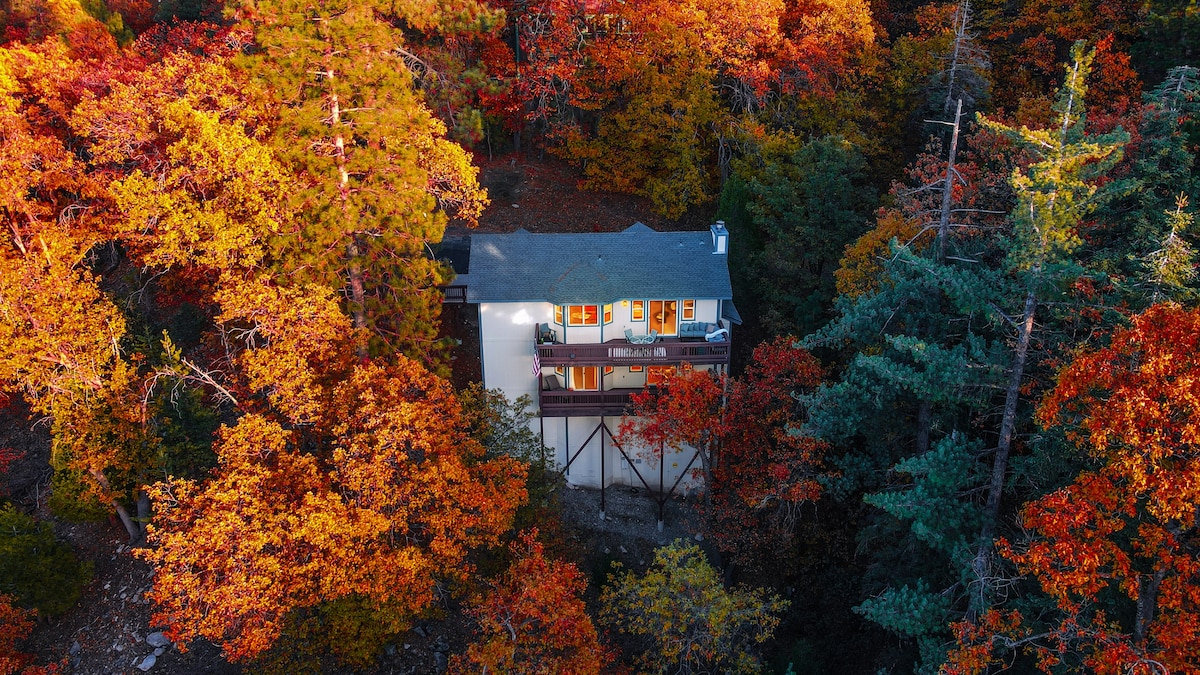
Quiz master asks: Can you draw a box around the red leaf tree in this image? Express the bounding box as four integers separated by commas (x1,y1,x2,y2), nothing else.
619,337,828,568
452,530,611,674
945,303,1200,675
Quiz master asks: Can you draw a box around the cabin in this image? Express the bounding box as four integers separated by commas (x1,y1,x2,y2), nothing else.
451,222,740,517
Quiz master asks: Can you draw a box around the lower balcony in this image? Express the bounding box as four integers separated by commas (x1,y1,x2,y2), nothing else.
539,387,643,417
536,337,730,367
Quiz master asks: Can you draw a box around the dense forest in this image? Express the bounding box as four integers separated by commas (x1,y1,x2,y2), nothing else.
2,0,1200,672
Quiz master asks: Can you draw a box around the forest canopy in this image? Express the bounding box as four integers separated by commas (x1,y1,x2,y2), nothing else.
1,0,1200,672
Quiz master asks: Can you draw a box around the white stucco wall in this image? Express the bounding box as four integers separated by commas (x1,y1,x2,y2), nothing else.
479,301,549,411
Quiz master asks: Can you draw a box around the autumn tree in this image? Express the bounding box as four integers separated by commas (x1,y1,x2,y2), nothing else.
600,540,787,674
452,530,609,674
140,281,528,667
0,592,62,675
619,340,827,569
944,303,1200,675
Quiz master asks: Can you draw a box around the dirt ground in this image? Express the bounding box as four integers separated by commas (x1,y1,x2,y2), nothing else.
13,153,717,674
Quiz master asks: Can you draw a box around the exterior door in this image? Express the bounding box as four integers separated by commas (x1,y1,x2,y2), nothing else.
648,300,677,336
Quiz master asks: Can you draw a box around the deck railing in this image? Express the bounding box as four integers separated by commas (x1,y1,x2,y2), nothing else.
540,389,639,417
536,339,729,366
440,285,468,303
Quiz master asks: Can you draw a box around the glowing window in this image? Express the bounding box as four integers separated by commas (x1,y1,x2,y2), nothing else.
631,300,645,321
603,304,613,324
554,306,563,325
570,366,600,391
647,365,676,386
682,300,695,321
567,305,599,326
649,300,677,336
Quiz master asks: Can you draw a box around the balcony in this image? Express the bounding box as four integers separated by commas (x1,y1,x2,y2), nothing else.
536,338,730,367
539,388,641,417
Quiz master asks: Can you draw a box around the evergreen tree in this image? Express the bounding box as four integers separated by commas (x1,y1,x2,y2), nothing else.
237,0,491,363
805,42,1129,672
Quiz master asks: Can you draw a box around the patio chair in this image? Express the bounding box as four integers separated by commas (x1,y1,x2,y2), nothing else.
624,328,635,342
648,329,658,342
537,323,558,344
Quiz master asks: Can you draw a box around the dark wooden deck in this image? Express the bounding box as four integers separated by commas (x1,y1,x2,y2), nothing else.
440,285,468,303
540,388,642,417
536,338,729,366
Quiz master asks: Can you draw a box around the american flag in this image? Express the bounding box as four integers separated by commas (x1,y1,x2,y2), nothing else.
532,341,541,376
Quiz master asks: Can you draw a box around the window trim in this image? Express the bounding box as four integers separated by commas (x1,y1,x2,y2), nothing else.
631,300,645,322
682,299,695,321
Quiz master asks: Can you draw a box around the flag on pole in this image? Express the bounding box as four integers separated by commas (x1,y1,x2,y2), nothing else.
532,341,541,376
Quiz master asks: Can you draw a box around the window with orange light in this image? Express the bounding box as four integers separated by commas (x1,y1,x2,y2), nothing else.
567,305,600,326
647,365,676,386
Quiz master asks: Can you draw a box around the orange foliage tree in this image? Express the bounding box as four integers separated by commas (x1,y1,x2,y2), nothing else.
0,593,60,675
944,303,1200,675
452,530,610,674
139,281,528,666
619,338,828,566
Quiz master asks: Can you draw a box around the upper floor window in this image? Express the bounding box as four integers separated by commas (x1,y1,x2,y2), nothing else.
631,300,645,321
603,304,613,324
567,305,600,326
554,306,563,325
682,300,695,321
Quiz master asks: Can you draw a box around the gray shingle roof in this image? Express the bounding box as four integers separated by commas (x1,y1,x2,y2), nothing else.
458,223,733,305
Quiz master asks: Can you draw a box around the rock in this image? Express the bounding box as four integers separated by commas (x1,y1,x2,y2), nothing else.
154,648,165,657
69,641,81,656
433,635,449,652
137,654,156,671
384,644,396,656
146,632,170,648
413,625,428,638
434,651,448,673
619,545,628,554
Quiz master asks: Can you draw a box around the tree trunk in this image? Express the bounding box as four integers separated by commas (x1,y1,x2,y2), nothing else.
937,99,963,262
1135,567,1168,644
916,400,932,455
969,288,1037,619
89,468,142,542
136,488,151,536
